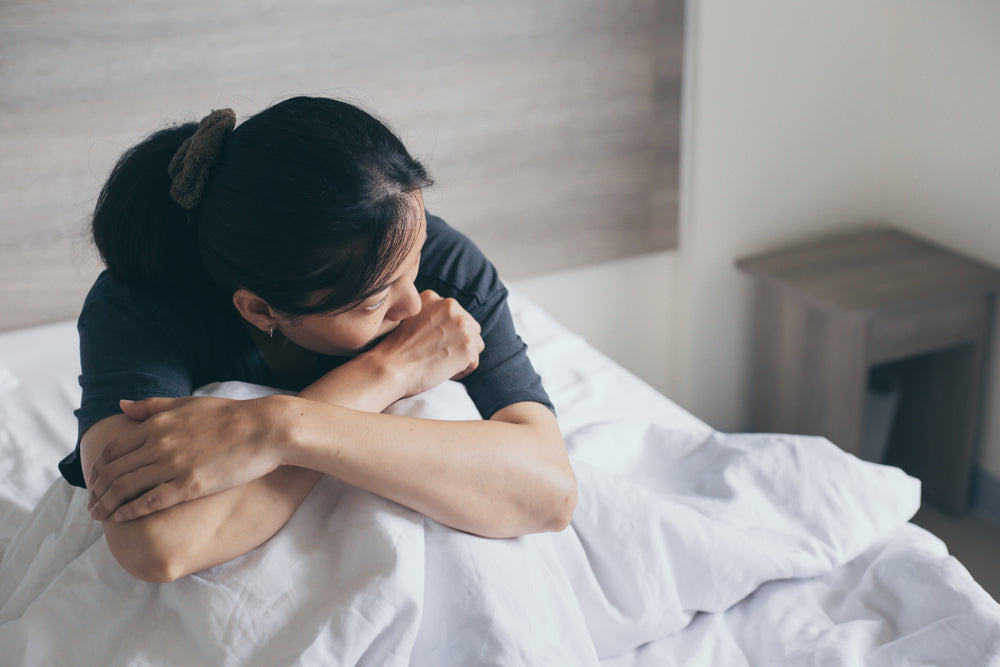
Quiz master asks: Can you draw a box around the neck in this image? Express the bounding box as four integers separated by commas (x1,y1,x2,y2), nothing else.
241,319,319,387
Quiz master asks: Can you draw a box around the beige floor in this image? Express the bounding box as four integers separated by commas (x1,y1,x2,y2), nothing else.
911,503,1000,603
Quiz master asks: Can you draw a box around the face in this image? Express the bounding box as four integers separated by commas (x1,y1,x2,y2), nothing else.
275,191,427,357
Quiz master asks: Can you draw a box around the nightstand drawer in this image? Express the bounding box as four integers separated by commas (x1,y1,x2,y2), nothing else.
867,295,989,364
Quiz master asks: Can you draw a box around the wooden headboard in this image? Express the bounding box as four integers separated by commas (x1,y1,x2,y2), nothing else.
0,0,684,331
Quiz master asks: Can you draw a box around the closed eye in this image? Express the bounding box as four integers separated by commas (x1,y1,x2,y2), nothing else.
362,295,387,311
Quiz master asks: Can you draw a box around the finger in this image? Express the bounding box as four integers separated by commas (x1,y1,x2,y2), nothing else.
88,445,158,512
451,357,481,382
112,481,188,522
118,399,147,421
89,464,170,521
120,396,193,421
87,428,148,491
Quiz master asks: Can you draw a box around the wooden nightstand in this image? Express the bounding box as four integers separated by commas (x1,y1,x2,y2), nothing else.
737,227,1000,513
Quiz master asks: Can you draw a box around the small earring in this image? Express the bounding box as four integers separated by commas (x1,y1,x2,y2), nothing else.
267,328,274,339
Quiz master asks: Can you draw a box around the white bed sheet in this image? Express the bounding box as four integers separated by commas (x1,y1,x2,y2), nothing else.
0,293,998,665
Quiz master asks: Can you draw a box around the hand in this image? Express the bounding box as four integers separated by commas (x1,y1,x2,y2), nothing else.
371,290,485,398
87,395,284,522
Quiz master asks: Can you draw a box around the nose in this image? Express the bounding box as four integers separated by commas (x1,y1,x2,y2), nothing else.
386,281,422,322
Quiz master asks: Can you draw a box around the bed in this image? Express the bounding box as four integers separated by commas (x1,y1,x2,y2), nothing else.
5,3,1000,663
1,291,999,666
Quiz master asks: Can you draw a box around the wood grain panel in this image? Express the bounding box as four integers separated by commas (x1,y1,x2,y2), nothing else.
867,296,988,365
737,227,1000,315
740,228,1000,511
748,282,867,454
0,0,684,330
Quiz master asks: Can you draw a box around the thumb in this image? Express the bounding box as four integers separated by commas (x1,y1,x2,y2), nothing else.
119,396,189,421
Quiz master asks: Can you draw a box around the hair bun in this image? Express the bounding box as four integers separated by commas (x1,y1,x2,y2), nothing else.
167,108,236,210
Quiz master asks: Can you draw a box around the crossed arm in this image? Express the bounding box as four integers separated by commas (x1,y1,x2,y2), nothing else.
80,297,577,583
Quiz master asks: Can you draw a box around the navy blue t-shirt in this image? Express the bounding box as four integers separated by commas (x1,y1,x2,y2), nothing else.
59,214,551,488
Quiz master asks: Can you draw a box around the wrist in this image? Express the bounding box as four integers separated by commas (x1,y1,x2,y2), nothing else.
296,349,407,412
255,394,300,467
354,347,411,404
265,394,347,472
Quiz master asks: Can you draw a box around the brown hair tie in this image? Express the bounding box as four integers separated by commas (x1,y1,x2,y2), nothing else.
167,108,236,210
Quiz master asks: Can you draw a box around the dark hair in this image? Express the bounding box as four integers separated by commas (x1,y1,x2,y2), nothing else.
91,96,432,315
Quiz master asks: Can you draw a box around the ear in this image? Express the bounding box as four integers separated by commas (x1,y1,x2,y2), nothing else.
232,289,281,333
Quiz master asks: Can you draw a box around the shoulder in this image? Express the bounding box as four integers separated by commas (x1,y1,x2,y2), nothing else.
81,271,170,327
77,271,238,374
417,213,502,314
79,271,198,336
84,270,144,306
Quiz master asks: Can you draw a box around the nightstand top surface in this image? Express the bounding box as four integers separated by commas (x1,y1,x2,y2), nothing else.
736,227,1000,314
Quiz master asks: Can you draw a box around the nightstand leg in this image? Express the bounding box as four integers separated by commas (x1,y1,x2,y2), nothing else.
749,285,867,455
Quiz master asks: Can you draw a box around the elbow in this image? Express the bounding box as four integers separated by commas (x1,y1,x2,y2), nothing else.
110,541,185,583
544,468,578,533
481,467,577,538
104,524,188,583
112,547,184,583
130,563,182,585
130,555,185,584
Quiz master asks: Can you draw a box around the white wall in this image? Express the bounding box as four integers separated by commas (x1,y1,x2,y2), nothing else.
880,0,1000,477
513,251,677,395
516,0,889,424
514,0,1000,481
668,1,890,430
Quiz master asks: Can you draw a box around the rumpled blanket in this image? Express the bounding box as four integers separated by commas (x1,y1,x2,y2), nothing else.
0,379,922,666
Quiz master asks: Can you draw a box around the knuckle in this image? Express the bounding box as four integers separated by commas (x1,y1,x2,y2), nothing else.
103,486,123,507
181,472,202,499
148,411,175,430
164,449,182,467
141,493,161,512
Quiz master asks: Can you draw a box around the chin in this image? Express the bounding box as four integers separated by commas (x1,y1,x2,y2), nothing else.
314,334,385,358
354,332,389,355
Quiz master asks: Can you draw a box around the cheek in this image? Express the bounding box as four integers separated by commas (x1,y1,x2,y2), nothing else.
347,317,389,347
326,322,381,352
286,317,385,355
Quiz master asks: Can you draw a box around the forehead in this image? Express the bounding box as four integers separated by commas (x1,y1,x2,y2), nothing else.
293,192,427,315
359,192,427,286
400,191,428,254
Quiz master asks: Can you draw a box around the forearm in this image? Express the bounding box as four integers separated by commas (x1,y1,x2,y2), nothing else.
86,346,573,580
88,356,406,581
191,304,571,538
274,397,576,538
297,350,405,412
104,464,320,583
103,398,573,581
84,413,321,582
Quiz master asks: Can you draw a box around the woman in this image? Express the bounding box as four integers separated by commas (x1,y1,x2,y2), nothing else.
60,97,577,583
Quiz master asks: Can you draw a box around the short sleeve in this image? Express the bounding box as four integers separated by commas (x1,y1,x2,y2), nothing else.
462,286,553,418
59,275,198,488
416,215,552,419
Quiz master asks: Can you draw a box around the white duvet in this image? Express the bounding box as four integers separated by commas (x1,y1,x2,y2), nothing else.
0,296,999,665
